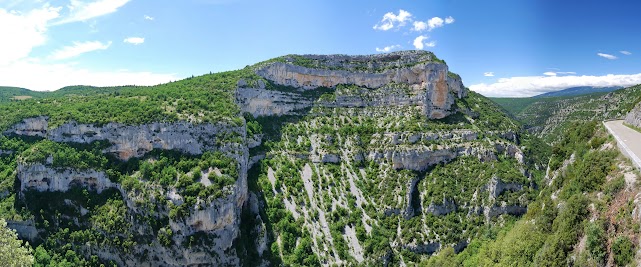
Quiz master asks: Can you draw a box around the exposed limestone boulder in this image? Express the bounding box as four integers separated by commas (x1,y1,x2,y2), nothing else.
625,101,641,128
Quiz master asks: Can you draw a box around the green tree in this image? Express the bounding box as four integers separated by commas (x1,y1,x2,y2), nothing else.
0,218,34,267
612,236,634,266
585,221,606,264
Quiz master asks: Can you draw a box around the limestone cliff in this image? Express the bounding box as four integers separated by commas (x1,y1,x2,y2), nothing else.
625,101,641,128
18,163,114,193
239,50,467,119
7,117,245,161
9,116,250,266
1,51,535,267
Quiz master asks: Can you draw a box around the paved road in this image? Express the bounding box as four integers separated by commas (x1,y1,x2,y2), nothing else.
604,120,641,170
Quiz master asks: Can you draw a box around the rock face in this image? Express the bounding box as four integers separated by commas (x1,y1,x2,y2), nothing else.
4,116,48,137
367,143,524,172
426,199,457,216
625,101,641,128
486,205,527,218
6,220,39,241
236,88,313,117
18,163,114,193
369,148,458,171
239,51,467,119
487,176,524,198
51,120,244,161
5,117,246,161
9,116,251,266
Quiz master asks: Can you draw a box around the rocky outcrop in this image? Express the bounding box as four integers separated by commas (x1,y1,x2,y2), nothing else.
176,169,248,235
244,51,467,119
236,88,313,117
625,101,641,128
49,120,245,161
495,143,525,164
8,116,252,266
4,116,48,137
18,163,114,193
236,82,430,117
405,177,423,219
6,220,39,241
256,60,449,91
16,159,248,266
486,176,524,198
404,242,441,255
368,148,458,171
373,130,478,146
447,73,467,99
5,117,247,161
367,144,524,172
486,205,527,218
426,199,457,216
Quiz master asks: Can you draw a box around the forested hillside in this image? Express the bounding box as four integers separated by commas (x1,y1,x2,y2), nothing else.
424,121,641,266
492,85,641,142
1,50,638,266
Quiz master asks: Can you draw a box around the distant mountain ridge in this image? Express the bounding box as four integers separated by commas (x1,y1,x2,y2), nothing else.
533,86,622,98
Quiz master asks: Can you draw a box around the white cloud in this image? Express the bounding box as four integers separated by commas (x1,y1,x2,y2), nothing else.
469,73,641,97
597,53,617,60
427,17,444,30
124,37,144,45
445,16,455,24
373,9,412,31
412,21,427,31
484,72,494,77
413,35,436,49
0,5,61,65
375,44,401,52
0,3,176,91
144,15,154,20
543,71,576,76
0,60,178,91
49,41,111,60
620,50,632,55
413,16,455,32
54,0,131,25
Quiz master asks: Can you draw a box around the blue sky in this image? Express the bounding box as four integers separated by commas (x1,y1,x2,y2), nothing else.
1,0,640,97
